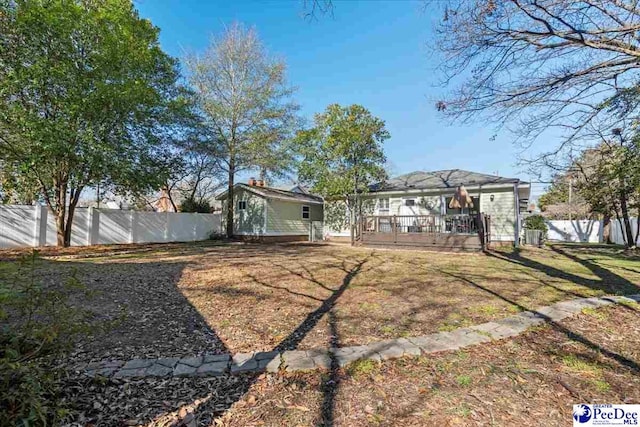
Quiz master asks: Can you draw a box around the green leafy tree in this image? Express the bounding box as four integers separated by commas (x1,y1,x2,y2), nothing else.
185,23,299,238
0,160,40,204
538,181,570,213
296,104,389,244
0,0,190,246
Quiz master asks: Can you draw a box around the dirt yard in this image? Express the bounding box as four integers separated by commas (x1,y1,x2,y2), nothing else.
2,241,638,363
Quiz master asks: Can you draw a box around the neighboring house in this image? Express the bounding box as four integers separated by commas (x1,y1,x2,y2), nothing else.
328,169,530,245
155,188,177,213
216,180,324,242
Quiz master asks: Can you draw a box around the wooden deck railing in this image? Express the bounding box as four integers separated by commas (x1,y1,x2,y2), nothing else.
358,214,491,250
361,214,480,234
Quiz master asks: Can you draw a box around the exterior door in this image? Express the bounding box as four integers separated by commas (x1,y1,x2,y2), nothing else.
310,221,323,242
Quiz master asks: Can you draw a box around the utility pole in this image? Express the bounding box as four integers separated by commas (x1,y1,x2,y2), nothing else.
568,178,573,222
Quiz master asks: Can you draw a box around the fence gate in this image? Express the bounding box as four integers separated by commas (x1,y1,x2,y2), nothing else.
523,229,543,247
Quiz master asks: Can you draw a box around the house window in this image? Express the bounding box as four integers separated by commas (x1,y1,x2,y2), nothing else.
405,199,416,207
378,198,389,213
238,200,247,211
302,205,310,219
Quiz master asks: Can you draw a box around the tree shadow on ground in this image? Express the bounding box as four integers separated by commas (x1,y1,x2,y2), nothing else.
3,257,230,363
234,253,380,426
436,266,639,373
53,243,379,425
485,244,639,296
1,253,238,426
36,241,636,424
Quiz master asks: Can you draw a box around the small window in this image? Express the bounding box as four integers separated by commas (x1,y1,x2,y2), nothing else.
302,205,310,219
238,200,247,210
378,198,389,212
405,199,416,207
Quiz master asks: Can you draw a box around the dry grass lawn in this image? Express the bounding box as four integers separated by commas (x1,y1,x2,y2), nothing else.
2,241,638,362
216,303,640,427
3,241,639,426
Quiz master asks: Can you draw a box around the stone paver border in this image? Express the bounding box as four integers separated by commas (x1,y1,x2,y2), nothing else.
80,294,640,379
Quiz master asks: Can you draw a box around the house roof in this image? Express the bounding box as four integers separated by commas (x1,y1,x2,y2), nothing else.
216,183,324,204
370,169,524,192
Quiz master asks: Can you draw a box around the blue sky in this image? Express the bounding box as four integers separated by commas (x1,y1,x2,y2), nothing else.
136,0,551,196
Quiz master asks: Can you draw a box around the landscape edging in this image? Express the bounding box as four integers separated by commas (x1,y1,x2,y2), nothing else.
79,294,640,379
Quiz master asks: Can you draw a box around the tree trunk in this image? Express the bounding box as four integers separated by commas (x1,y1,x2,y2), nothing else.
226,163,235,239
63,187,83,247
63,211,74,246
347,197,355,246
167,189,178,212
602,215,611,244
56,209,66,247
620,191,635,248
614,211,627,246
54,179,68,247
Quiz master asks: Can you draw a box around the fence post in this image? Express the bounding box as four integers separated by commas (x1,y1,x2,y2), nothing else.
129,210,138,244
193,213,198,242
87,208,99,245
393,215,397,243
32,205,47,247
164,212,170,243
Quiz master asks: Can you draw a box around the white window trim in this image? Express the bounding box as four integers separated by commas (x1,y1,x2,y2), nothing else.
378,197,390,214
302,205,310,219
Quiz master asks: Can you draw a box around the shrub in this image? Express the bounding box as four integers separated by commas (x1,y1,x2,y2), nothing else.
0,251,91,425
179,197,211,213
524,215,548,234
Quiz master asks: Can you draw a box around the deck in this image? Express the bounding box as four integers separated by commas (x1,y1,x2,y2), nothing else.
358,214,491,251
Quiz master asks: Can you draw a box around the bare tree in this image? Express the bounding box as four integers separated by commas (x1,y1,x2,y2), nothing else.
543,136,640,248
302,0,334,20
185,23,299,237
575,136,640,248
430,0,640,163
134,150,224,212
177,151,225,207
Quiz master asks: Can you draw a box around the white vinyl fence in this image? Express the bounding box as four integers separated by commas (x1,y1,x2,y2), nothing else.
545,220,603,243
610,217,640,246
0,205,222,249
543,218,640,246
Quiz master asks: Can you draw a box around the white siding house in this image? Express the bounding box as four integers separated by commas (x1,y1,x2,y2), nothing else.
217,182,324,241
327,169,530,245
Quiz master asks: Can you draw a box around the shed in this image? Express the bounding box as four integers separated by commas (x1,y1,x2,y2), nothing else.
216,181,324,242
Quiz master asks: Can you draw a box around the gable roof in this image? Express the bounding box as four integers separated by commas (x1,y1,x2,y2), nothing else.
216,183,324,205
370,169,523,192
